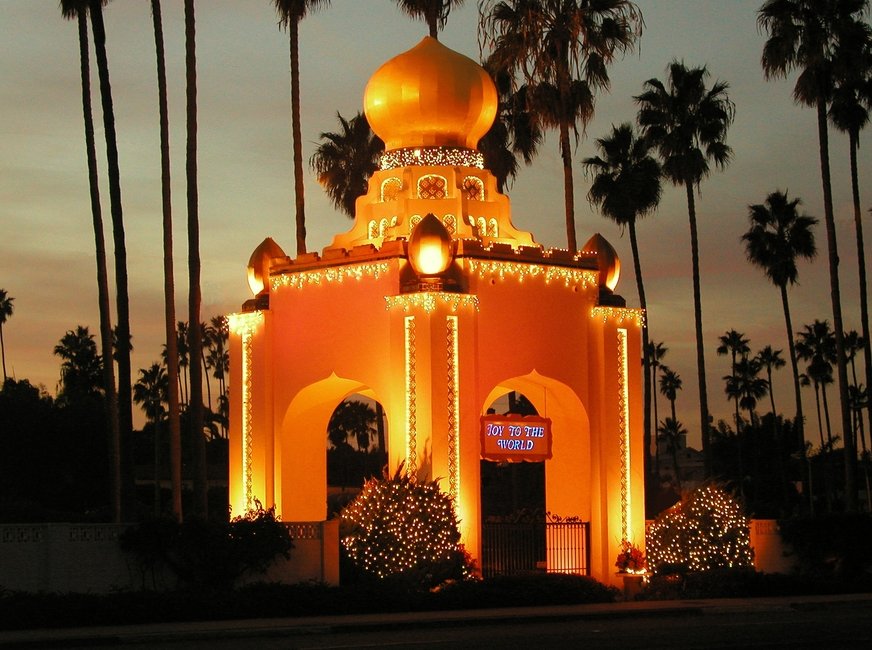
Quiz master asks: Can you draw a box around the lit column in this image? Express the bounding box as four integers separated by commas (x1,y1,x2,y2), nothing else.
617,327,631,543
404,315,418,478
446,315,460,500
228,311,263,511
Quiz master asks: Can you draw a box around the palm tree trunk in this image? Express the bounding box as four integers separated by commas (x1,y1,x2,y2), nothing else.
780,283,804,452
813,381,824,449
151,0,182,521
375,402,386,458
153,418,161,517
685,180,711,474
289,19,307,255
629,222,653,484
202,344,212,413
821,383,833,447
185,0,208,518
731,351,741,433
848,130,872,468
559,119,577,253
77,7,121,524
653,359,661,473
0,323,6,384
815,98,856,510
90,0,134,519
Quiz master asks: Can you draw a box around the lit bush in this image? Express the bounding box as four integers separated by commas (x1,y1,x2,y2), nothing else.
646,485,754,574
340,466,470,588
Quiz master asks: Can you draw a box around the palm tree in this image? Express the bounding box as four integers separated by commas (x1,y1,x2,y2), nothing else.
88,0,134,518
645,340,667,467
757,345,786,423
0,289,14,384
133,362,168,517
150,0,182,521
800,372,825,449
274,0,331,255
717,329,751,434
759,0,868,510
758,344,789,500
310,112,384,218
184,0,207,518
394,0,464,38
480,0,643,253
657,417,687,491
635,61,735,475
830,22,872,455
583,122,661,482
207,315,230,437
659,365,682,423
328,400,377,451
479,68,542,193
742,190,817,455
54,326,104,403
727,356,769,429
796,320,838,447
60,0,121,523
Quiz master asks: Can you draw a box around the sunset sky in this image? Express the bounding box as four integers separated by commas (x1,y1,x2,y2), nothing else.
1,0,869,446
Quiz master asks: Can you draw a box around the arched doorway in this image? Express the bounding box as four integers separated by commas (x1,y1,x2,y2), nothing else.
326,393,388,517
479,391,546,576
278,374,388,522
474,373,592,578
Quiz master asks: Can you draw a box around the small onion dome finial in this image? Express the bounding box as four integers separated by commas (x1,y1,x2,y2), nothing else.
407,213,453,278
581,233,620,292
247,237,286,296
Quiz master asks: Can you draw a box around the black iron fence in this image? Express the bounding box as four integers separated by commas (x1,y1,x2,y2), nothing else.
480,519,590,578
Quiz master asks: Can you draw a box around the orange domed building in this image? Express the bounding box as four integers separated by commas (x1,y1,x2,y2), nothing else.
228,37,644,585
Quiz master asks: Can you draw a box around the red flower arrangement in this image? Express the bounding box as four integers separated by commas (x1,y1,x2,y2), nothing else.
615,540,647,574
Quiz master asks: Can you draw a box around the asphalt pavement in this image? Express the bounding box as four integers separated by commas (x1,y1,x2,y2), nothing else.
1,592,870,648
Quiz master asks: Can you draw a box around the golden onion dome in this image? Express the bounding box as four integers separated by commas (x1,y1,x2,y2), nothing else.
247,237,286,295
582,233,621,292
363,37,498,150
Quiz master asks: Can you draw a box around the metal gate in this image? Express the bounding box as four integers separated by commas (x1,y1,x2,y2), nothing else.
480,519,590,578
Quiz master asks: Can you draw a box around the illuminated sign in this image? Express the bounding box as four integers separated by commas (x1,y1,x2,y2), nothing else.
480,414,552,462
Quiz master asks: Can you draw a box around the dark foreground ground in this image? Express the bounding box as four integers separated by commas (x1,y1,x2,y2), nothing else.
2,593,870,649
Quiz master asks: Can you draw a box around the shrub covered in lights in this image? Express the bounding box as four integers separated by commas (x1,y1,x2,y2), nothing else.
646,485,754,574
340,466,470,588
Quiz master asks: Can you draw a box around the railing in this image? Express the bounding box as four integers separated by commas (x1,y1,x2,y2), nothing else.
481,519,589,578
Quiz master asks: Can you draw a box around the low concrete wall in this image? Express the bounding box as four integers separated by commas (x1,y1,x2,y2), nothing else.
750,519,796,574
0,520,339,594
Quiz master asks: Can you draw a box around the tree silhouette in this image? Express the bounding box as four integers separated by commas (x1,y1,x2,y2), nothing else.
796,320,837,448
657,417,687,491
717,329,751,434
583,122,661,482
393,0,464,38
478,67,542,193
133,362,168,517
481,0,642,252
54,326,103,404
274,0,331,255
759,0,869,510
829,19,872,458
150,0,182,521
636,61,735,475
743,190,817,454
310,112,383,218
59,0,123,521
0,289,14,385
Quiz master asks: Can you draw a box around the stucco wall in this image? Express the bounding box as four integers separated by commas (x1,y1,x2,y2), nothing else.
0,520,339,594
